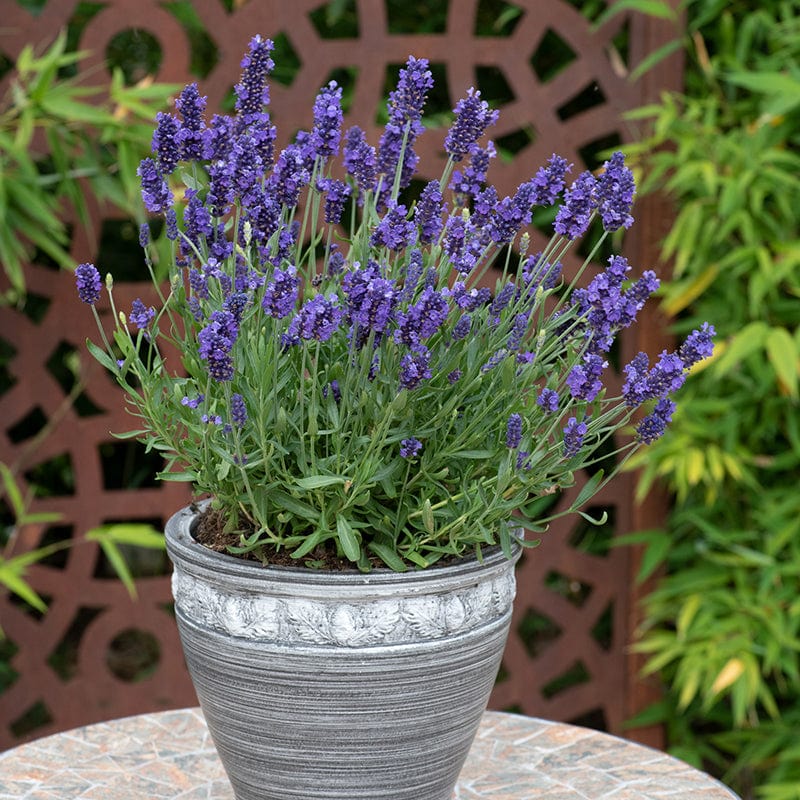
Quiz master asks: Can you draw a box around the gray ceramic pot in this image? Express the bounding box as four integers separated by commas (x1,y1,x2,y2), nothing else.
166,503,520,800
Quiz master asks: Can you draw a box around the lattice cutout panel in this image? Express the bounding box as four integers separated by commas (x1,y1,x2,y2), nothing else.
0,0,679,749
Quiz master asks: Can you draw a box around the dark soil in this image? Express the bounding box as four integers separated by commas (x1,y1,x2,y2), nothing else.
191,504,385,571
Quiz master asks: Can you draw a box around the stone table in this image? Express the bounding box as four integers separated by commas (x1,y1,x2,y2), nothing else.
0,708,740,799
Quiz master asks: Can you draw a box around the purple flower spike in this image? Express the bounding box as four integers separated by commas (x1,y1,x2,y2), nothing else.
75,263,102,305
370,203,415,251
449,141,496,199
230,393,247,428
530,154,571,206
129,298,155,330
400,437,423,458
310,81,344,159
322,179,351,225
287,294,344,342
198,310,238,382
414,181,445,244
445,88,499,162
175,83,207,161
376,57,434,201
554,171,598,239
537,388,559,413
151,112,181,174
563,416,588,458
596,151,635,232
636,398,675,444
399,346,432,390
567,353,607,402
505,413,523,449
137,158,172,214
343,126,377,197
235,35,275,119
679,322,716,368
262,266,300,319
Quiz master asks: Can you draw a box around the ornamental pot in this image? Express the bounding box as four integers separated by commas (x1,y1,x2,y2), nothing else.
165,502,521,800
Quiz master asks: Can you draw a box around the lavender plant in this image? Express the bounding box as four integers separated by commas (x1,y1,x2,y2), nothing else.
77,37,714,570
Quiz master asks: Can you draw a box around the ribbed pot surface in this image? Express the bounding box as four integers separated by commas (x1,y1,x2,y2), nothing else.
166,503,520,800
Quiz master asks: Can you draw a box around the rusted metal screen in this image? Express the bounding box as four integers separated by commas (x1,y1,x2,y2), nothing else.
0,0,681,750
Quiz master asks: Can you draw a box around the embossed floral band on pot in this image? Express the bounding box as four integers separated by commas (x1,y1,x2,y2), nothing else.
77,35,715,800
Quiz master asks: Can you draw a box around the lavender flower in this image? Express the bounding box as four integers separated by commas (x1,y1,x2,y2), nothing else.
563,416,588,458
261,266,300,319
505,413,522,449
181,394,204,409
530,154,571,206
537,388,559,413
399,346,432,390
310,81,343,159
346,272,398,340
554,171,598,239
151,112,181,174
175,83,207,161
679,322,715,367
129,299,155,330
414,181,445,244
322,179,351,225
139,223,150,248
137,158,171,213
198,310,238,382
235,35,275,119
343,126,377,196
394,287,449,346
370,203,415,251
445,88,499,162
230,393,247,428
449,141,496,199
447,369,462,383
596,152,635,231
636,398,675,444
271,143,310,208
165,207,179,241
400,437,423,458
622,350,686,407
75,263,102,304
399,249,423,302
451,314,471,341
376,57,433,201
287,294,344,342
567,353,607,402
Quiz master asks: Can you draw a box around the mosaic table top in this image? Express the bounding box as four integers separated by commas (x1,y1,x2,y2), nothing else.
0,708,740,799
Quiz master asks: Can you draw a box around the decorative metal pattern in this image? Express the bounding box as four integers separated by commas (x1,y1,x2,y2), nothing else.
0,0,680,749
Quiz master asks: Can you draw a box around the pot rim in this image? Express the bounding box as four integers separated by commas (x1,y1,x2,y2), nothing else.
165,500,522,596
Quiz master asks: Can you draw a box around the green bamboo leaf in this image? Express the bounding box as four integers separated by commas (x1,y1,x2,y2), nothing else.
0,561,48,613
0,462,26,520
629,38,683,81
765,327,799,398
96,539,136,598
593,0,677,30
86,523,164,549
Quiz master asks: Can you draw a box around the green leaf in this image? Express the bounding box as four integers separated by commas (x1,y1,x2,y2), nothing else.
271,491,321,523
295,475,346,490
367,542,407,571
765,327,798,398
86,523,164,549
629,38,683,81
156,471,197,482
95,539,136,598
0,560,48,613
571,469,605,510
593,0,677,30
0,462,26,520
85,339,119,373
422,499,434,535
336,516,360,562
